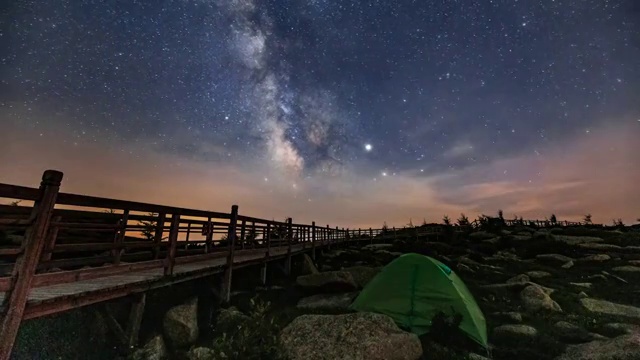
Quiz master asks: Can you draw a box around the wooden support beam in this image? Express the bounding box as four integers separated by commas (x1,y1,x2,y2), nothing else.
221,205,239,304
164,214,181,276
0,170,63,360
101,304,128,348
125,293,146,349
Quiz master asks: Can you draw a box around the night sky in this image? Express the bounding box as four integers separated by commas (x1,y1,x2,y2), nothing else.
1,0,639,227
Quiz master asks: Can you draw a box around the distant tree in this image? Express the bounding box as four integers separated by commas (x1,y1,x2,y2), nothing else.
382,221,389,233
407,218,414,228
457,213,470,227
422,218,428,226
9,200,21,206
498,210,504,221
497,210,506,227
518,216,525,225
550,214,557,224
613,218,624,227
140,212,158,241
104,208,117,214
583,214,593,225
442,215,451,226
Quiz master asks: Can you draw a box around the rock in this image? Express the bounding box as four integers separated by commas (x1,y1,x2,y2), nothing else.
536,254,574,265
493,324,538,341
302,254,319,274
520,285,562,313
507,274,530,284
581,298,640,319
580,254,611,262
569,282,592,289
297,292,359,310
362,243,393,251
296,271,358,292
456,263,475,273
468,353,491,360
553,235,604,245
578,292,589,299
526,271,552,279
216,306,250,333
602,323,640,336
587,274,608,282
163,297,199,348
555,332,640,360
186,347,217,360
493,312,523,323
553,321,594,343
342,266,381,288
577,243,622,251
130,335,168,360
628,260,640,266
612,266,640,273
562,260,575,269
280,312,422,360
601,271,628,284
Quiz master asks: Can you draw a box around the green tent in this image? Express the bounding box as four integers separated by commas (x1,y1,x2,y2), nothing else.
349,253,488,348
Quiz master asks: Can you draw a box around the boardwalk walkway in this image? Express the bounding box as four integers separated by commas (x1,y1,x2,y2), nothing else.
0,170,378,359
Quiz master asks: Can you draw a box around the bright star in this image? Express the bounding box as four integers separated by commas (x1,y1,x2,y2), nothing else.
364,144,372,151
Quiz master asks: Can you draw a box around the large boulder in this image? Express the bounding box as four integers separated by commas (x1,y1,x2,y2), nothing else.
297,292,359,311
163,297,199,348
553,321,595,343
296,271,358,292
612,266,640,273
130,335,168,360
342,266,381,288
580,298,640,319
555,332,640,360
280,312,423,360
216,306,250,333
520,285,562,313
526,271,552,279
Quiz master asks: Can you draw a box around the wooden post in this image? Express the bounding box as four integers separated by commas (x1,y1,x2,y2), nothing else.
251,221,256,248
326,225,331,250
41,215,62,262
0,170,63,360
311,221,316,261
204,217,213,253
164,214,181,276
369,227,373,244
285,218,293,276
221,205,239,304
125,293,146,349
113,210,130,265
393,227,397,242
239,219,246,250
152,213,166,259
266,223,271,254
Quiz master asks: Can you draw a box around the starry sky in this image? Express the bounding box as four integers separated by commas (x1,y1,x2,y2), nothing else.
1,0,639,227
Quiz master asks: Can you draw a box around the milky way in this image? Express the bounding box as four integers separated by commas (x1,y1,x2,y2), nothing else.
1,0,639,225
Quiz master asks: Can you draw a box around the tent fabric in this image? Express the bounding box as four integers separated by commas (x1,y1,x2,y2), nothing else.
349,253,488,348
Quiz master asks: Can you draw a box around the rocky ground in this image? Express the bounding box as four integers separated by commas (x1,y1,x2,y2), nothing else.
123,226,640,360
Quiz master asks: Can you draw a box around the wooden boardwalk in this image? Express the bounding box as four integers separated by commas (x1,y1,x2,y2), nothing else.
0,170,382,359
0,242,319,320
